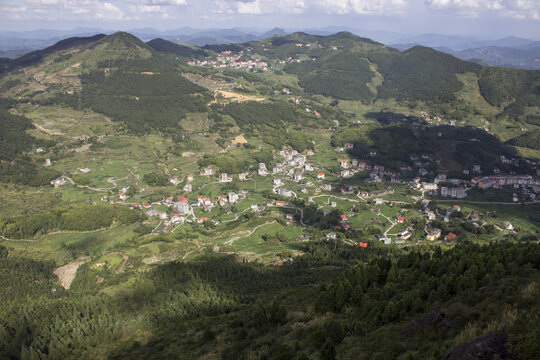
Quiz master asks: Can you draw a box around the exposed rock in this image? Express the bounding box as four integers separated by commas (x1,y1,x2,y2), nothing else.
441,334,507,360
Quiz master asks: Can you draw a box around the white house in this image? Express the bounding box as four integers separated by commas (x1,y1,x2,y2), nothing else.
422,183,438,191
220,173,233,182
326,232,337,240
183,183,192,192
174,202,190,214
228,192,239,204
378,236,391,245
277,188,292,197
51,177,66,187
258,163,268,176
202,167,215,176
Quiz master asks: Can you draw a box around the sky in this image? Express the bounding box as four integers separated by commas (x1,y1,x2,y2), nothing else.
1,0,539,39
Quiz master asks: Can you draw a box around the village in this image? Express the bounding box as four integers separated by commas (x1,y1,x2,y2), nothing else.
187,49,269,72
49,137,540,247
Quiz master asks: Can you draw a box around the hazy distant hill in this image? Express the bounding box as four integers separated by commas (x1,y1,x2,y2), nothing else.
391,34,540,70
392,34,538,51
450,46,540,70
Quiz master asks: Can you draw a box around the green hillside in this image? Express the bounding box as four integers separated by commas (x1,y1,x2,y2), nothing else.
285,53,375,101
1,32,213,134
78,66,210,133
252,32,540,126
146,38,209,59
0,34,106,74
373,46,481,102
1,242,538,359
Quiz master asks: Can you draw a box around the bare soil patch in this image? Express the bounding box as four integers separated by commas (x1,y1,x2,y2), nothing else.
53,257,89,289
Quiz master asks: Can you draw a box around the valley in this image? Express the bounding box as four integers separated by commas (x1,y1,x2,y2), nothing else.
0,31,539,359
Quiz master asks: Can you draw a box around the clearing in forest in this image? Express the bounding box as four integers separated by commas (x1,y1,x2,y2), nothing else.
53,258,88,289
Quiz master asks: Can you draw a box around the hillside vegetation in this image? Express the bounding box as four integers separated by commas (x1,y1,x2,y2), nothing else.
1,242,538,359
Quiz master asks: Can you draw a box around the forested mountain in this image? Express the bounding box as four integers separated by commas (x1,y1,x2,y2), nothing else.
0,242,538,359
146,38,209,59
0,34,106,73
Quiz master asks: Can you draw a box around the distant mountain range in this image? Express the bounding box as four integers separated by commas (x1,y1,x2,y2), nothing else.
391,34,539,51
0,27,291,57
1,28,540,70
392,34,540,70
390,34,540,70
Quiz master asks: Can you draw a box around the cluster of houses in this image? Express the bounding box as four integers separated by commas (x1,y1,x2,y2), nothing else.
270,149,314,182
131,190,248,228
276,56,314,65
339,158,386,180
473,174,538,190
187,51,268,72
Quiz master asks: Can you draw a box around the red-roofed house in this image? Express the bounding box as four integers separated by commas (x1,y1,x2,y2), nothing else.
396,217,405,223
317,172,325,179
358,242,368,247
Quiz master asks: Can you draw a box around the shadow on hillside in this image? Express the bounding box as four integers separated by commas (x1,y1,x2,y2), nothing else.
338,120,525,176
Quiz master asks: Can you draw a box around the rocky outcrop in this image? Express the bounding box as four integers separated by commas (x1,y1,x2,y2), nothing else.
441,334,507,360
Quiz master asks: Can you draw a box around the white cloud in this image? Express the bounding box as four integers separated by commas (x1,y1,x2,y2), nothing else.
124,0,187,5
26,0,62,5
22,0,134,20
213,0,405,15
129,4,165,12
94,2,127,19
425,0,540,19
314,0,406,15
